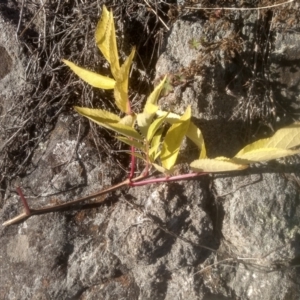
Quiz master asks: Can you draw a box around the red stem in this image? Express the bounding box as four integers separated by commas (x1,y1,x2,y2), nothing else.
126,99,136,181
129,145,135,180
130,172,206,187
16,187,31,215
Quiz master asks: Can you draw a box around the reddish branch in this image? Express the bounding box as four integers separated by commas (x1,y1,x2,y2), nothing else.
2,172,206,226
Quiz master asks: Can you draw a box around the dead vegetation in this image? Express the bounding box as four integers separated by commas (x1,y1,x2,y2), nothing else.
0,0,178,199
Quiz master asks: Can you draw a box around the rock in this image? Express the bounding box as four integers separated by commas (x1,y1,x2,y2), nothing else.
0,16,29,192
154,4,300,300
106,180,216,299
1,1,300,300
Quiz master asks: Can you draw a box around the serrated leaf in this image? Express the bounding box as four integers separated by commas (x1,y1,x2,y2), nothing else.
265,123,300,149
74,106,143,140
190,158,248,172
146,113,168,142
114,47,135,113
231,123,300,164
95,6,109,56
95,6,120,79
160,106,191,170
62,59,115,89
107,10,120,79
234,138,270,158
75,106,120,122
146,76,167,105
116,136,145,150
95,6,111,63
119,114,136,126
156,109,203,148
232,147,300,164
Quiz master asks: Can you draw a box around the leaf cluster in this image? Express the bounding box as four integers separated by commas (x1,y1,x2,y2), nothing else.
63,6,300,176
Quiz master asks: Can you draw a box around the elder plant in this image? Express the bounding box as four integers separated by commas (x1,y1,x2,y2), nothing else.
3,6,300,226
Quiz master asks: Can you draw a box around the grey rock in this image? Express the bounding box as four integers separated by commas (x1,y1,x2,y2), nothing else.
1,2,300,300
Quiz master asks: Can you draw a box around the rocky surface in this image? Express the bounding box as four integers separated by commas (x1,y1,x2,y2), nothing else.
1,1,300,300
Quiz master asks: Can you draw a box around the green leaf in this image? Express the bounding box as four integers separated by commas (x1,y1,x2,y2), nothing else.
265,123,300,149
95,6,111,63
146,112,168,142
188,38,201,50
118,114,136,126
161,76,173,96
160,106,191,170
123,151,146,161
232,123,300,164
62,59,115,89
114,47,135,113
107,9,120,79
232,148,300,164
156,109,203,148
199,139,207,159
74,106,143,140
149,127,163,162
75,106,120,121
116,136,145,150
137,103,159,137
234,138,270,158
190,158,248,172
152,163,167,174
146,76,167,105
95,6,120,79
186,122,203,149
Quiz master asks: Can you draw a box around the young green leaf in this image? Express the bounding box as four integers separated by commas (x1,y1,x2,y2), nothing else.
74,106,143,140
190,158,248,172
161,76,174,96
160,106,191,170
62,59,115,89
114,47,135,114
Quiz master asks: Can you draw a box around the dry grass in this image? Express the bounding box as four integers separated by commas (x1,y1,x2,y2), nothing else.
0,0,177,197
